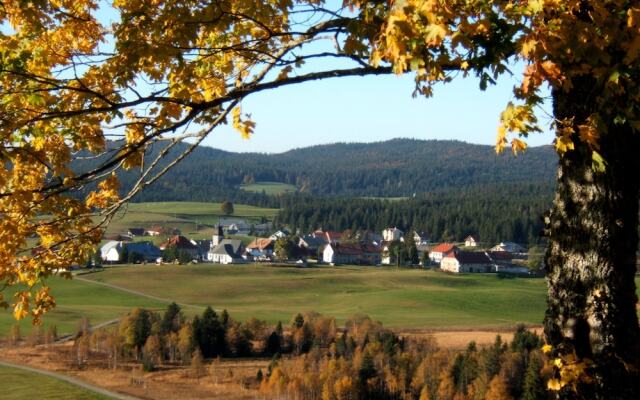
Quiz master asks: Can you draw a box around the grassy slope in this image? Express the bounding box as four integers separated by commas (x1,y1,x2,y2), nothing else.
239,181,297,195
103,201,278,240
0,273,169,337
83,265,549,329
0,366,111,400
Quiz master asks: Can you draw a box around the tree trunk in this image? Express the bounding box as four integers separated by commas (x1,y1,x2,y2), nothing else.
545,82,640,399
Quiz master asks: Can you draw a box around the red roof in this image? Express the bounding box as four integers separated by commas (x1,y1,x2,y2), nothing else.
159,235,197,250
326,231,343,240
247,238,274,250
431,243,457,254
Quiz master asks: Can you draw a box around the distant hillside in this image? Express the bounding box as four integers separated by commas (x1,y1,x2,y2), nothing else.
114,139,557,202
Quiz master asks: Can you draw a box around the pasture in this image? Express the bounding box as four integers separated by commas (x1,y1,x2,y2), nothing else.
0,365,111,400
103,201,278,241
239,181,297,195
80,265,548,329
0,273,169,337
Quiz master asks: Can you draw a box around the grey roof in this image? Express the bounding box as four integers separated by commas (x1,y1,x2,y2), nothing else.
299,235,327,247
125,241,162,259
209,239,244,257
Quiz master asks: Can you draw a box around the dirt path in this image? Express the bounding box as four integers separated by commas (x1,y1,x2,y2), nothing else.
0,359,141,400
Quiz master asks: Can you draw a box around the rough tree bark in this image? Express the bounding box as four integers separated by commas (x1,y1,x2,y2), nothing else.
545,80,640,399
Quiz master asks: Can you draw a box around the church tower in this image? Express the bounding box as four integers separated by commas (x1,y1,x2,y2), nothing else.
212,224,224,246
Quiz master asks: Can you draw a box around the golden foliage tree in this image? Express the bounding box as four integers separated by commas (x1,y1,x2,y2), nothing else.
0,0,390,322
2,1,639,396
363,0,640,397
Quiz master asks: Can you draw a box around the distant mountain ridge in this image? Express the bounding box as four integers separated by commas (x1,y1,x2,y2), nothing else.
118,138,557,202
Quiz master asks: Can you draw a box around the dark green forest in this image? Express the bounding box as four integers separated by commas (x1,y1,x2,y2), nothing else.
77,139,557,244
274,183,553,246
105,138,556,202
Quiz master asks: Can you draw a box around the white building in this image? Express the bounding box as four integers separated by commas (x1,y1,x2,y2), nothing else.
440,251,493,273
464,235,478,247
429,243,458,264
382,227,404,242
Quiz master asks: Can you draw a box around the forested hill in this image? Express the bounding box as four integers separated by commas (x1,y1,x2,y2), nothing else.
122,139,557,202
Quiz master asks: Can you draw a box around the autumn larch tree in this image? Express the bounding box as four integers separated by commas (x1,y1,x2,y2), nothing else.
1,1,639,397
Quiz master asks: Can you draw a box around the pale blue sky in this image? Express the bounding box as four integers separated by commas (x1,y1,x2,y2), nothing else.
204,67,555,153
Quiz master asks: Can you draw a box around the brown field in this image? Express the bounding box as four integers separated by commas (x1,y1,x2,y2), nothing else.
0,343,267,400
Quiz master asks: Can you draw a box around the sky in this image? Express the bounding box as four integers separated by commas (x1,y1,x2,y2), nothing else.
205,68,555,154
2,1,556,155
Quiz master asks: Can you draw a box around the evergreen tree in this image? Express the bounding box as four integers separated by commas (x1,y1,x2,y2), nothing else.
521,352,547,400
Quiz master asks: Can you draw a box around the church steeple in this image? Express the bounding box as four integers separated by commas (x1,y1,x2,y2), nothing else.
212,224,224,246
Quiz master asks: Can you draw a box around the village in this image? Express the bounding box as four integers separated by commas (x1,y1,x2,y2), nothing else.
99,222,533,275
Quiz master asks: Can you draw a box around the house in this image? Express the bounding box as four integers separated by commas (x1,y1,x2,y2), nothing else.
159,235,199,260
298,235,328,258
209,239,245,264
100,241,123,262
127,228,145,237
464,235,478,247
323,243,381,265
100,241,162,263
440,251,493,273
429,243,459,264
246,238,275,260
191,239,212,261
490,242,527,254
126,241,162,262
413,231,429,246
382,227,404,242
323,243,360,265
269,229,291,240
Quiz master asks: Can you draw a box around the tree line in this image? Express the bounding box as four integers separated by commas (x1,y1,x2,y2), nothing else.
274,183,554,246
53,304,552,400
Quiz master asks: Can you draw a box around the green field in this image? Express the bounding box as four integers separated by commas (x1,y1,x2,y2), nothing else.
79,265,549,329
0,273,170,337
104,201,278,240
239,181,297,195
0,365,111,400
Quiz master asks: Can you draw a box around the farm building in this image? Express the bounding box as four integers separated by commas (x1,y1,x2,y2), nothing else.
323,243,381,265
429,243,459,264
246,238,275,260
440,251,493,273
159,235,199,260
100,241,161,263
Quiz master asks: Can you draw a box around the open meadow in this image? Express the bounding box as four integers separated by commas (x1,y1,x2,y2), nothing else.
239,181,297,195
0,274,170,337
102,201,278,242
81,265,549,329
0,265,557,339
0,364,111,400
